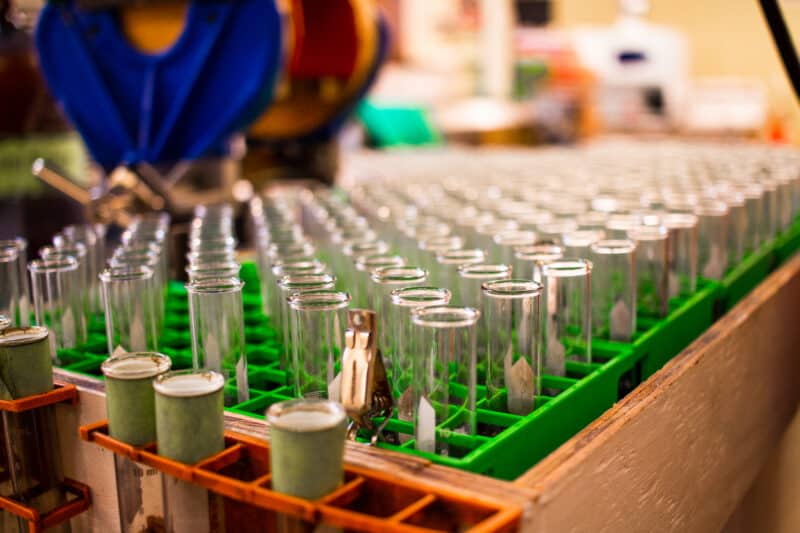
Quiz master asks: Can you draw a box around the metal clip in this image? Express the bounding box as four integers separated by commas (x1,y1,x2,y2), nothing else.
340,309,393,445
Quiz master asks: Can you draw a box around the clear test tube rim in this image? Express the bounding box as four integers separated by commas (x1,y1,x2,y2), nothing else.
590,239,637,256
694,200,730,218
29,256,78,275
390,286,452,308
661,213,699,230
410,305,480,329
371,266,429,285
436,248,487,266
277,273,337,293
114,241,162,257
493,230,537,248
0,237,27,257
40,242,87,262
354,254,406,273
541,258,593,278
627,225,669,242
267,244,316,262
480,279,542,300
0,247,19,264
513,244,564,262
184,276,245,295
187,250,237,265
189,235,238,251
272,260,327,278
475,220,520,238
456,263,513,280
562,230,607,249
288,290,351,312
343,240,390,259
185,261,242,279
605,214,644,233
100,263,156,307
418,235,464,254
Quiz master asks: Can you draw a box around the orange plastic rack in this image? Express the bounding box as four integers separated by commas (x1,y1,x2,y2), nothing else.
0,382,78,412
0,381,91,532
0,479,92,533
80,421,521,533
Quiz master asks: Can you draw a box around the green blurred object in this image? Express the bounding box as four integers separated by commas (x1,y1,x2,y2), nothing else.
357,100,442,148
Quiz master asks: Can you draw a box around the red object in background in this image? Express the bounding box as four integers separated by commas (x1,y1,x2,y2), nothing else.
289,0,358,80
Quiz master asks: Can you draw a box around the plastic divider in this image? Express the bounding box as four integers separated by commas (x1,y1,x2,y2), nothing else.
80,421,520,533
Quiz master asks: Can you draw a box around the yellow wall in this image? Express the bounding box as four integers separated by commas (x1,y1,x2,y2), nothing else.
552,0,800,140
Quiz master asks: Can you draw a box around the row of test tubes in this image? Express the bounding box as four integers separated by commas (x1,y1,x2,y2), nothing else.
246,139,800,455
0,224,106,357
184,204,249,406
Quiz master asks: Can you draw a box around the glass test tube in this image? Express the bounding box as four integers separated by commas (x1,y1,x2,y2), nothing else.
723,192,747,265
605,215,643,240
109,249,166,332
458,263,512,366
340,239,390,288
188,235,237,253
627,226,669,317
186,277,249,406
473,220,518,251
513,244,563,284
536,220,578,244
417,235,463,275
0,249,20,327
289,290,350,400
433,248,486,293
277,274,336,373
576,211,609,230
695,201,729,280
590,240,637,341
542,259,592,376
662,214,698,297
57,224,101,313
100,265,158,355
736,183,764,254
562,230,606,259
370,266,428,357
185,261,241,283
492,230,536,265
388,287,451,424
40,243,89,319
481,280,542,415
410,306,479,454
761,179,779,243
270,260,326,342
457,263,512,310
0,239,29,326
28,257,87,356
353,254,406,309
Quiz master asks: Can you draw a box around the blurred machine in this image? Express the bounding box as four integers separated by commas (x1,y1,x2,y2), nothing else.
30,0,387,226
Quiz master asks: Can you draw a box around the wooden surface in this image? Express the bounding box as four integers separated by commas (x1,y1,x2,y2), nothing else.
513,253,800,533
52,253,800,532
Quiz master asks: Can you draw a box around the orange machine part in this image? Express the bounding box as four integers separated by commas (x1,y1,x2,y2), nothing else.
249,0,379,140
